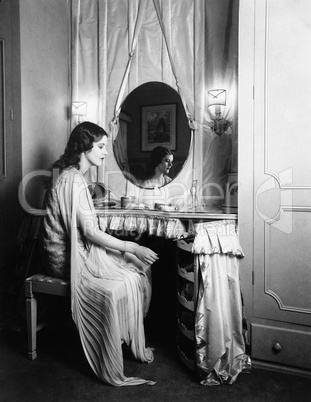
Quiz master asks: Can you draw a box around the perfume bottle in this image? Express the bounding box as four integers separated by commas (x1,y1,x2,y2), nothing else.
190,179,198,210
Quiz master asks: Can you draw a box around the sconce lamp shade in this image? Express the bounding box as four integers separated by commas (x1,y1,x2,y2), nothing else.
207,89,230,136
72,101,87,117
208,89,226,107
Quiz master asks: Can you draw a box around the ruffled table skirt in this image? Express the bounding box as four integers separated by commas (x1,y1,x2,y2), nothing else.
190,220,251,385
97,212,188,239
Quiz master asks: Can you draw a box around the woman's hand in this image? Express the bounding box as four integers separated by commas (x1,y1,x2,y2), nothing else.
134,245,159,266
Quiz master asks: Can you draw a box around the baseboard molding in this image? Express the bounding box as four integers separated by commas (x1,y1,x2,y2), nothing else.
252,359,311,379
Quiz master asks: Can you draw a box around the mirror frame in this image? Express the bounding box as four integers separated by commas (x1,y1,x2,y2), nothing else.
113,81,191,189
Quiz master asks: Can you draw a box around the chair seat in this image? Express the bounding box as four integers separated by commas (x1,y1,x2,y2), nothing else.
25,273,71,360
26,273,70,286
25,274,70,297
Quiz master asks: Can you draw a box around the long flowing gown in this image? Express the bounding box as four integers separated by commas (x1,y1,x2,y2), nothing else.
41,167,155,386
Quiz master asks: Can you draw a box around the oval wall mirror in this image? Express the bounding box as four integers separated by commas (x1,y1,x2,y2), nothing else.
113,81,191,189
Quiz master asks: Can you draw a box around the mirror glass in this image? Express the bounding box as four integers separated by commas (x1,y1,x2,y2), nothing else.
113,81,191,188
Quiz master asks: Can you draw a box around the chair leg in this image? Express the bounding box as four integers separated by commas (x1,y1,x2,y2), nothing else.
25,282,37,360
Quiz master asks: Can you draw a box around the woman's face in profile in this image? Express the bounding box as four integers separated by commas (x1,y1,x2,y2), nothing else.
157,154,174,176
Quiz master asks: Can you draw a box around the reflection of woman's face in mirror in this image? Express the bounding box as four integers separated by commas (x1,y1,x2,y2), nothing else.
140,146,174,188
156,154,174,177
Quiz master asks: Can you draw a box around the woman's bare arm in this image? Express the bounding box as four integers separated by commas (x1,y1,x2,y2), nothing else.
76,182,158,265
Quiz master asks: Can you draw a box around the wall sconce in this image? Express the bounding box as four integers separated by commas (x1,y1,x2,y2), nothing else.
72,101,87,123
208,89,231,136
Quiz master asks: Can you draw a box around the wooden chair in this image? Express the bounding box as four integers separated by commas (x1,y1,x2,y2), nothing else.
21,213,70,360
25,273,70,360
20,180,72,360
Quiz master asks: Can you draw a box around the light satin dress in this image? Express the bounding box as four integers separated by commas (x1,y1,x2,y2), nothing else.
41,167,155,386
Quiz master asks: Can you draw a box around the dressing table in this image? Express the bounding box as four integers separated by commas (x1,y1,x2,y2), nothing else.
95,207,245,380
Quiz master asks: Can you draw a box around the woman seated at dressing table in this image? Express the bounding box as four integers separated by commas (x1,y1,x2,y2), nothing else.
140,146,174,188
40,121,159,386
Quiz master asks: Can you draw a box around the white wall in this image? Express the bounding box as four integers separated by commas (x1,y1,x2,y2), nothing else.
20,0,70,178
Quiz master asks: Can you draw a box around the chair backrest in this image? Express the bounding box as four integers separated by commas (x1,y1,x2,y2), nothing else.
19,214,44,279
23,174,47,214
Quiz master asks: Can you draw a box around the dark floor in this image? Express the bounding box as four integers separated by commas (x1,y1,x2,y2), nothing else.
0,315,311,402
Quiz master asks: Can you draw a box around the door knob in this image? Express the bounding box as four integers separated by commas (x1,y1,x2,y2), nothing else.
272,342,282,353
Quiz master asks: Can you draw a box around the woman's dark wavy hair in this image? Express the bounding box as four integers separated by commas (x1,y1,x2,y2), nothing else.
52,121,107,172
145,146,173,179
45,122,107,188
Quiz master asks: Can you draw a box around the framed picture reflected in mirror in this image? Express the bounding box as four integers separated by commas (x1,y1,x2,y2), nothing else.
141,103,177,152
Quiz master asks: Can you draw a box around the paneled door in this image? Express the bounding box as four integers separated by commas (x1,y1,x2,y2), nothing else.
239,0,311,374
0,0,22,314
